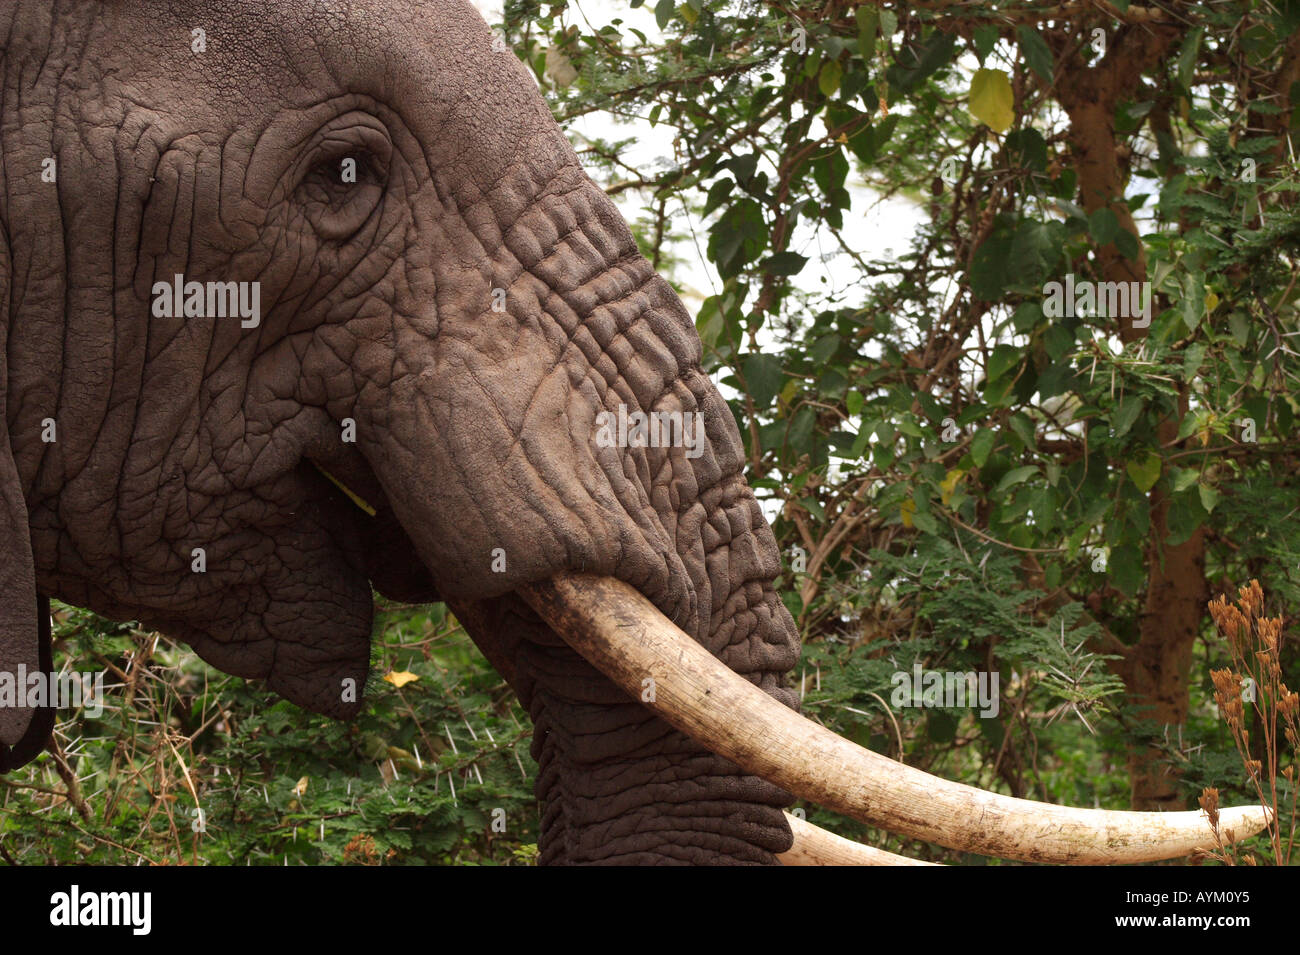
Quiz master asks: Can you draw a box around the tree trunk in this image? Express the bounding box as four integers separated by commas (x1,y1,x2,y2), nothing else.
1051,22,1203,809
1125,416,1209,809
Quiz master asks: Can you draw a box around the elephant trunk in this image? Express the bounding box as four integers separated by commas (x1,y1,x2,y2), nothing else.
451,590,794,863
349,156,803,862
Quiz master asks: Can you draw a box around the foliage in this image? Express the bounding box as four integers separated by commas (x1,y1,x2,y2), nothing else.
0,602,537,865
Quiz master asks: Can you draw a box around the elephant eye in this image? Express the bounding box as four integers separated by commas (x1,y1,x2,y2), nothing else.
294,118,392,241
297,152,385,241
306,153,380,191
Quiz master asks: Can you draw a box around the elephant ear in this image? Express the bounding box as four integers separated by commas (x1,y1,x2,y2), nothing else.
0,225,54,773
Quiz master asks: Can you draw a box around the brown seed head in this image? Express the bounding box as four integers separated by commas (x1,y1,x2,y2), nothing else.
1199,787,1220,829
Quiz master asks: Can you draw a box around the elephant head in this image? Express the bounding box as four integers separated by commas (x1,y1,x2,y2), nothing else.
0,0,1267,864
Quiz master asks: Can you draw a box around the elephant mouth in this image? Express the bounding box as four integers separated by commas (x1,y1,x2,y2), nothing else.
303,448,442,606
306,457,1268,865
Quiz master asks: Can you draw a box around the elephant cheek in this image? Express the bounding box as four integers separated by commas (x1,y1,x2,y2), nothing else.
148,497,377,720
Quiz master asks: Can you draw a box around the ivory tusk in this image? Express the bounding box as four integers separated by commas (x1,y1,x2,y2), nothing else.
520,573,1270,864
779,813,939,866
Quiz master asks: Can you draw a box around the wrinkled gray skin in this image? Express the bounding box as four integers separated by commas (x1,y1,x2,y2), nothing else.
0,0,800,863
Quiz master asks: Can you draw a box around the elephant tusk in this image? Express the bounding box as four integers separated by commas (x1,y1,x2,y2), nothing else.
520,572,1272,865
779,813,939,866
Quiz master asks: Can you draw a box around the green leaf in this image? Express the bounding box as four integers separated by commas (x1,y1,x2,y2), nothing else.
1008,412,1036,450
1198,483,1219,513
987,343,1021,384
1181,272,1206,332
1111,543,1143,597
1088,207,1120,245
1176,410,1205,442
879,9,898,38
1115,229,1140,261
849,426,872,459
742,353,783,408
764,251,809,276
1126,451,1163,492
1167,489,1208,546
703,177,735,217
708,198,765,276
809,333,841,365
846,390,864,416
978,713,1005,746
798,496,826,522
1044,322,1074,361
1110,395,1143,440
1013,301,1044,333
820,36,854,60
969,233,1012,300
787,406,816,455
969,68,1014,133
1182,342,1206,380
654,0,674,30
897,417,925,438
1016,25,1054,81
1035,359,1075,399
972,25,999,63
1177,26,1204,89
1006,128,1048,171
971,429,997,467
695,295,723,349
813,147,850,194
856,7,878,61
994,465,1038,494
728,152,759,185
1169,467,1200,493
870,113,899,154
819,59,843,97
892,30,958,92
1230,311,1250,347
912,509,940,534
927,710,957,743
1010,220,1059,283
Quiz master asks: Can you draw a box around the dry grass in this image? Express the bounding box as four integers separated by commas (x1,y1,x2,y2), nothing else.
1199,580,1299,865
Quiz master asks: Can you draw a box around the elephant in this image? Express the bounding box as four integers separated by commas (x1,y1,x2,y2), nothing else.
0,0,1267,864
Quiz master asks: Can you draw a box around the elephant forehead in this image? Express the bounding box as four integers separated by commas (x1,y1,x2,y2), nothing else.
87,0,561,194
